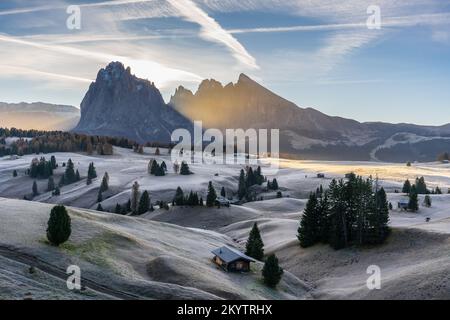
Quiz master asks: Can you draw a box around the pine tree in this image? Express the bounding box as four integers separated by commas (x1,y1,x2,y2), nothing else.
435,186,442,194
238,169,247,200
115,203,122,214
131,181,140,214
271,179,279,190
88,162,97,179
50,155,57,169
402,179,411,194
138,190,150,215
13,170,17,177
150,160,158,175
298,193,320,248
408,188,419,212
65,159,76,184
245,223,264,260
366,187,390,245
221,187,226,198
100,173,109,192
126,199,131,213
155,147,160,155
46,205,71,246
97,189,103,203
47,176,55,192
32,181,38,196
75,169,81,181
206,181,217,207
173,187,185,206
86,176,92,185
262,254,283,288
424,195,432,207
180,162,192,175
96,203,104,212
161,161,167,172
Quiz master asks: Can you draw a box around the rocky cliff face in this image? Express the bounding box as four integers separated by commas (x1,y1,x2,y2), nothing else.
74,62,193,143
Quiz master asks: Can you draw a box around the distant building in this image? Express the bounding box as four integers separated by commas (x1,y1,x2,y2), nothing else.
317,173,325,178
398,199,409,210
212,246,255,272
215,196,231,207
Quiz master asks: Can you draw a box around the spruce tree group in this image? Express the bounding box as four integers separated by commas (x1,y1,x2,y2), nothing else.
180,162,192,175
237,167,265,200
298,175,391,250
29,157,53,179
46,205,71,246
245,223,264,260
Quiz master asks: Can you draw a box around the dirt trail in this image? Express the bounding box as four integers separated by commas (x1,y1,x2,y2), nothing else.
0,244,142,300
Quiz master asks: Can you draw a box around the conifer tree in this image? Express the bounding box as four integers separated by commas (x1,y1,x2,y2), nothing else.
180,162,192,175
32,181,38,196
100,172,109,192
402,179,411,194
50,155,57,169
86,176,92,185
238,169,247,200
161,161,167,172
88,162,97,179
65,159,76,184
221,187,226,198
206,181,217,207
96,203,104,212
53,187,60,196
298,193,320,248
115,203,122,214
245,223,264,260
75,169,81,181
130,181,140,214
138,190,150,215
408,187,419,212
97,189,103,203
272,179,279,190
262,254,283,288
173,187,185,206
46,205,71,246
424,194,432,207
13,170,17,177
47,177,55,192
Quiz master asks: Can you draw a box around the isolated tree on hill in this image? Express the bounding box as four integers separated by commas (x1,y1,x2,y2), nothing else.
131,181,140,214
13,170,17,177
32,181,38,196
206,182,217,207
180,162,192,175
138,190,150,215
47,177,55,192
96,203,104,212
298,193,320,248
402,179,411,194
100,173,109,192
245,223,264,261
424,195,432,208
47,205,71,246
238,169,247,200
435,186,442,194
262,254,283,288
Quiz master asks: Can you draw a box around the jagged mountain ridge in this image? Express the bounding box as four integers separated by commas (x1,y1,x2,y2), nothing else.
169,74,450,162
74,62,193,143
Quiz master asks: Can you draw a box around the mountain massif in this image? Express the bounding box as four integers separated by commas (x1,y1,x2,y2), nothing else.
74,62,193,143
3,62,450,162
169,74,450,162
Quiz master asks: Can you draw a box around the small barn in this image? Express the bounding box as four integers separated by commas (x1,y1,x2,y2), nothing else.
212,246,255,272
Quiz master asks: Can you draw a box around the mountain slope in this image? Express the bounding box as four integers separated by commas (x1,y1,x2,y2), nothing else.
170,74,450,162
74,62,193,144
0,102,80,131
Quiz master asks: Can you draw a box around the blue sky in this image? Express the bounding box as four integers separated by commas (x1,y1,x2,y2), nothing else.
0,0,449,125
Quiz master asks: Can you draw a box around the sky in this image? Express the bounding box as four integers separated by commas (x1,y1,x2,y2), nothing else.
0,0,450,125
